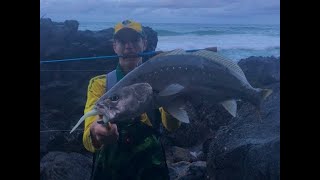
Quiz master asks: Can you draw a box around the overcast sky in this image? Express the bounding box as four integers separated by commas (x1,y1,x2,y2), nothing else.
40,0,280,24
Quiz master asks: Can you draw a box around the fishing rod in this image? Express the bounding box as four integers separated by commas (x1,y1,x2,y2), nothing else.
40,47,217,64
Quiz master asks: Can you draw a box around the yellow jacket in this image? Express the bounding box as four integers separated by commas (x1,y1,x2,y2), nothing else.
82,75,181,153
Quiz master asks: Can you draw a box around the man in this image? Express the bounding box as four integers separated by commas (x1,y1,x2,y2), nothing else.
82,20,181,180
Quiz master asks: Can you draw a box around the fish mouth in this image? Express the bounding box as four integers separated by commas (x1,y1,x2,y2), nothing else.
95,104,111,123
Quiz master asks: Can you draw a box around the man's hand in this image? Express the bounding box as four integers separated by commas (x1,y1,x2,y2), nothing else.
89,116,119,149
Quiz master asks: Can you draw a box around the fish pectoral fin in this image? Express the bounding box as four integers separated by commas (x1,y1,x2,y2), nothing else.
159,84,185,96
165,101,190,123
220,99,237,117
70,109,98,134
166,106,190,123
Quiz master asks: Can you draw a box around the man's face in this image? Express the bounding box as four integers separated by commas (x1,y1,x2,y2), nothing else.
113,29,147,71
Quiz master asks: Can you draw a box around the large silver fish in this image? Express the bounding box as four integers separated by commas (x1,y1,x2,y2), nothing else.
70,49,272,133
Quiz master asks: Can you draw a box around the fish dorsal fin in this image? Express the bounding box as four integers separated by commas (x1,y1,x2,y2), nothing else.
220,99,237,117
165,99,190,123
191,50,249,84
159,84,185,96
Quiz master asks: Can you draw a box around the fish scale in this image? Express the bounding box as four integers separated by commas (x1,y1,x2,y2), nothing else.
153,49,248,85
190,50,249,85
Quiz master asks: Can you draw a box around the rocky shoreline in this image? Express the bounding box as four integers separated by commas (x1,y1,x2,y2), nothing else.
40,18,280,180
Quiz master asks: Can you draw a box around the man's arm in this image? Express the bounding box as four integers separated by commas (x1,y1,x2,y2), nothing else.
83,75,109,152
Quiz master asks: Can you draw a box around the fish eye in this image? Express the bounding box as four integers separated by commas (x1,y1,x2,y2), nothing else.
109,95,119,101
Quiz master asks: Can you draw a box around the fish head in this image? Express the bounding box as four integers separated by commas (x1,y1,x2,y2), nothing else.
95,83,154,123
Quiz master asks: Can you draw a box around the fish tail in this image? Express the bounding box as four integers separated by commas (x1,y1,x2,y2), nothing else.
70,109,98,134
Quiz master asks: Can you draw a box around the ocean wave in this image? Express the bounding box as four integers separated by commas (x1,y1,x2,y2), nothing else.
156,30,182,36
156,34,279,61
157,34,279,50
156,29,226,36
77,22,279,60
218,48,280,61
155,24,279,36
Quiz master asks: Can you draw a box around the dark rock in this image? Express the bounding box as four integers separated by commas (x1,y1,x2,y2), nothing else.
196,151,206,161
64,20,79,33
40,18,158,61
161,102,230,148
168,161,207,180
165,146,198,164
206,81,280,180
143,26,158,52
40,151,92,180
43,131,90,159
238,56,280,87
